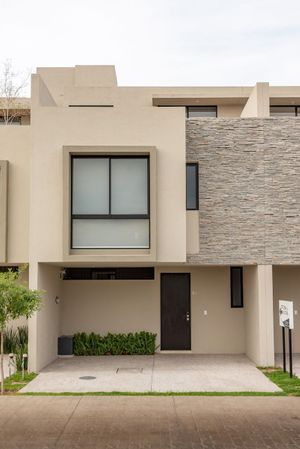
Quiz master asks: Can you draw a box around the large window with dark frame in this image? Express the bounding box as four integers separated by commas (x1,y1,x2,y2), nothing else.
71,155,150,249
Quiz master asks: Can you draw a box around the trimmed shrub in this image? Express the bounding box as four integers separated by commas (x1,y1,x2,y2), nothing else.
73,331,156,356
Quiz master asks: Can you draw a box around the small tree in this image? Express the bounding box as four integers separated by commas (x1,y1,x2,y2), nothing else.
0,267,42,394
0,59,29,125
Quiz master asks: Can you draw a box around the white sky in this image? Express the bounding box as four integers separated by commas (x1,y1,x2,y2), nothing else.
1,0,300,87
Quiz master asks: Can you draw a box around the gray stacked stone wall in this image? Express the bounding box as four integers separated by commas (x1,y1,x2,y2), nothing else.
186,118,300,265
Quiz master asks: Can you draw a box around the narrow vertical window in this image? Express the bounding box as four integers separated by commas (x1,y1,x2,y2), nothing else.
230,267,243,308
186,163,199,210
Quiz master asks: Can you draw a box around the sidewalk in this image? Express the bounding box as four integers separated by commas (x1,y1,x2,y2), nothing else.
0,396,299,448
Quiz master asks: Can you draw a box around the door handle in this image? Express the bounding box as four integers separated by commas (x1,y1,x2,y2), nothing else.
186,312,190,322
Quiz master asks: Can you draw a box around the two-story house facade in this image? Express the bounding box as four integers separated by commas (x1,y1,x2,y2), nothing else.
1,65,300,372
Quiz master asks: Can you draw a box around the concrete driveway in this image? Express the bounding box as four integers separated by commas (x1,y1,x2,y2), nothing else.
21,354,280,393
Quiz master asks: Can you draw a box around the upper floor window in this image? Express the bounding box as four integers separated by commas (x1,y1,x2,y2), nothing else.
186,163,199,210
270,106,300,117
71,156,149,249
186,106,217,118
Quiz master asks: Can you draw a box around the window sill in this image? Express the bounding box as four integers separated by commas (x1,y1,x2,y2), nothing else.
63,248,155,264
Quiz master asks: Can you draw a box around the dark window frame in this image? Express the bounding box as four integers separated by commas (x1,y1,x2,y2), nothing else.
230,267,244,308
63,267,155,280
186,106,218,118
71,155,150,249
270,105,300,117
186,163,199,211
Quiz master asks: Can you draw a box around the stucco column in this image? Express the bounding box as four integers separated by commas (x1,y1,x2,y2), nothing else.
240,82,270,118
244,265,275,366
28,263,62,372
28,262,38,372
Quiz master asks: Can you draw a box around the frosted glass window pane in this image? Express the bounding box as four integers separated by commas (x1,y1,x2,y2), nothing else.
111,159,148,214
73,158,109,214
72,219,149,248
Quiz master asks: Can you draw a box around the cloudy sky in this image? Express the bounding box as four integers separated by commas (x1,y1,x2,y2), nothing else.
1,0,300,86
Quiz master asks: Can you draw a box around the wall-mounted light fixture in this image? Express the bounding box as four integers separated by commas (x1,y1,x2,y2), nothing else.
55,296,60,304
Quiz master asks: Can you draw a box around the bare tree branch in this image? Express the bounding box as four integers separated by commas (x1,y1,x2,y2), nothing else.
0,60,30,125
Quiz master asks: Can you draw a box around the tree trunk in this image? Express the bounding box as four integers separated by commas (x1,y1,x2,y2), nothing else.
0,329,4,394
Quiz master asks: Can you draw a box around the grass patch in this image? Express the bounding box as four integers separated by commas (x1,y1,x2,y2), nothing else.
20,391,285,397
261,367,300,396
3,372,37,394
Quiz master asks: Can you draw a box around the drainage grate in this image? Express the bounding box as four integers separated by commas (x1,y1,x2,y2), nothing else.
79,376,96,380
116,368,143,374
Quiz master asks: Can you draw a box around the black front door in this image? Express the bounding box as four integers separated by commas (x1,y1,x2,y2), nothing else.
160,273,191,350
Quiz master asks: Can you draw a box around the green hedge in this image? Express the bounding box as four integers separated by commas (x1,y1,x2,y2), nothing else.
73,331,157,356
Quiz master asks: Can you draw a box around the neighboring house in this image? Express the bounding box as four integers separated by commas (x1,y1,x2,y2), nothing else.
0,65,300,372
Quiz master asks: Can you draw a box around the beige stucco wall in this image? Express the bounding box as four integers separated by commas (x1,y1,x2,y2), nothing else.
218,104,244,117
244,265,274,366
61,278,158,337
61,266,245,354
0,127,30,263
186,212,199,254
30,72,186,264
273,266,300,353
8,316,27,330
241,83,270,118
28,264,62,372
